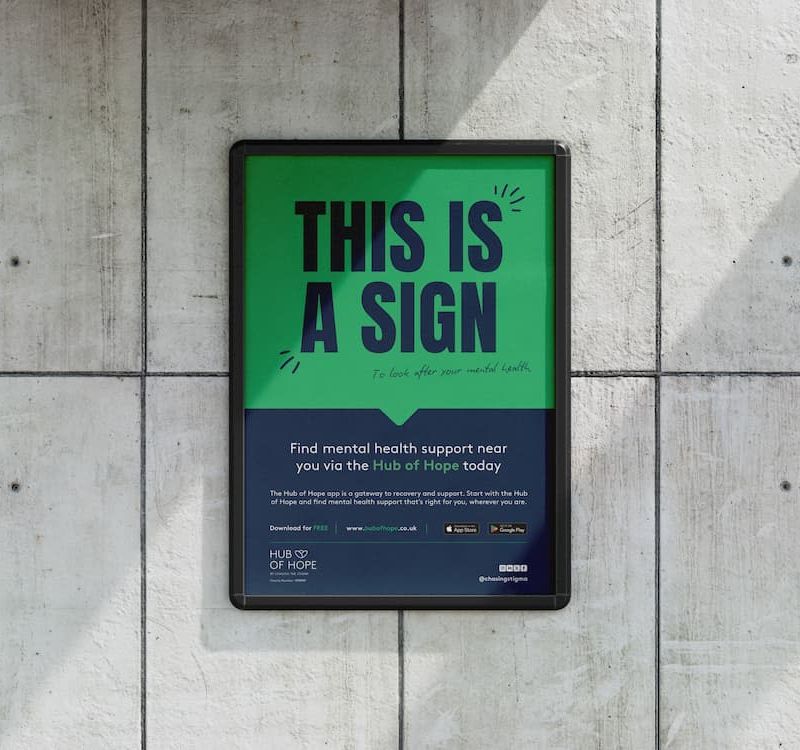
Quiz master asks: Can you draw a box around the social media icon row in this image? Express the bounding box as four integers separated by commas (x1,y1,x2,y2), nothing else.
498,564,528,572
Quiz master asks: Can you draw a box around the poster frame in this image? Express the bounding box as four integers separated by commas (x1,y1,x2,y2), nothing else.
229,139,570,610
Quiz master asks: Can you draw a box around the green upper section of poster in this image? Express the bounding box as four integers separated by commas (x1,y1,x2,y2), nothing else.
244,154,555,425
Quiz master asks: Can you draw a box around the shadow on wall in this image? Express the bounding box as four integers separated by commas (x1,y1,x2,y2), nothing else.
6,0,800,746
194,3,797,748
405,0,549,134
0,380,141,745
391,178,800,748
3,1,579,748
662,174,800,371
656,175,800,748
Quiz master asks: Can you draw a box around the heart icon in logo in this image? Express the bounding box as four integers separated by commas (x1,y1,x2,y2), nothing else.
294,549,309,560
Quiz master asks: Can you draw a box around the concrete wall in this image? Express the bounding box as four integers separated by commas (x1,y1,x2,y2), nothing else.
0,1,797,748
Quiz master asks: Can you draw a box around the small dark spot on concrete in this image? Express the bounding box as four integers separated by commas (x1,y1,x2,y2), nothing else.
10,256,20,267
781,480,791,492
10,482,20,492
782,255,792,267
179,107,191,114
786,53,798,64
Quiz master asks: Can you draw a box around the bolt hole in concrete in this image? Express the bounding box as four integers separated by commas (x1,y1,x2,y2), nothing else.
10,256,20,267
10,482,20,492
780,480,792,492
782,255,793,266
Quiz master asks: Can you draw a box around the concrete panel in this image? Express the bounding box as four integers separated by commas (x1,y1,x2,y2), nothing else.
403,377,656,749
146,0,400,372
661,377,800,748
662,4,800,370
146,377,398,749
0,1,142,371
0,377,140,748
404,1,656,371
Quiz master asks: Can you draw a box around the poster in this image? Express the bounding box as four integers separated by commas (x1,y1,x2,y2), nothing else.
230,141,570,608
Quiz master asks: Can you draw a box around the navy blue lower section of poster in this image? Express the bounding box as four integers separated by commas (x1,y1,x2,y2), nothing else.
244,409,553,596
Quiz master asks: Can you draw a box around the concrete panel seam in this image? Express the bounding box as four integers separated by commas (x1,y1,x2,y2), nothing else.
6,371,800,379
140,1,148,747
655,0,663,745
398,0,405,141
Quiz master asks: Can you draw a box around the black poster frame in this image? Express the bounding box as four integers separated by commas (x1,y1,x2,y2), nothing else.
229,140,570,609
